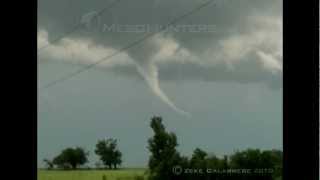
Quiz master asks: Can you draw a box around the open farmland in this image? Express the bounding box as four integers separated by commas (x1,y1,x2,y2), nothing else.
38,169,147,180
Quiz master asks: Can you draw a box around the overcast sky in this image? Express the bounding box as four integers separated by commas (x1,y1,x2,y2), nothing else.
38,0,282,167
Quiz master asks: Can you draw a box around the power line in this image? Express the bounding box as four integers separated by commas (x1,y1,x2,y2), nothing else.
37,0,123,53
39,0,217,91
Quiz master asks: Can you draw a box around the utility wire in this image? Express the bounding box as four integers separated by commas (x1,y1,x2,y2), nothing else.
39,0,217,91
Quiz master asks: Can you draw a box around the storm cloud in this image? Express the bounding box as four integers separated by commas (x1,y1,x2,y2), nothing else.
38,0,282,114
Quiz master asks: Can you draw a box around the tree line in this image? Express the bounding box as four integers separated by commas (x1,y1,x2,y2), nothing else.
43,116,282,180
43,139,122,170
147,116,282,180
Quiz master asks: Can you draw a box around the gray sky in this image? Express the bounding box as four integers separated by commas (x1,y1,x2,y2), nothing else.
38,0,282,167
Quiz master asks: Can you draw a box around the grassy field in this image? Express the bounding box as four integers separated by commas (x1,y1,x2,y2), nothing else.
38,169,148,180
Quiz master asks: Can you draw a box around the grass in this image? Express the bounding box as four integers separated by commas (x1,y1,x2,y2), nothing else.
38,169,148,180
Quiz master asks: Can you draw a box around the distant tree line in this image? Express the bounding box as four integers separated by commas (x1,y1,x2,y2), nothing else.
43,138,122,170
43,116,282,180
147,116,282,180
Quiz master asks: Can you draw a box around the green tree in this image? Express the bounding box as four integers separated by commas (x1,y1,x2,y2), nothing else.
95,138,122,169
230,149,262,169
145,116,282,180
190,148,208,168
261,150,283,179
52,147,88,170
147,116,186,180
229,149,281,180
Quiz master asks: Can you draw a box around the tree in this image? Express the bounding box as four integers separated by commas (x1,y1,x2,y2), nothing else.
190,148,208,168
145,116,283,180
95,138,122,169
147,116,186,180
261,150,283,179
229,149,281,180
52,147,88,170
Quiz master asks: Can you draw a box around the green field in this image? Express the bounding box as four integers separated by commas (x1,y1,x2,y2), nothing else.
38,169,148,180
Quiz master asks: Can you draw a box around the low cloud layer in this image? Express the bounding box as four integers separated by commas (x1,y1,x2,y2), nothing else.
38,0,282,115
